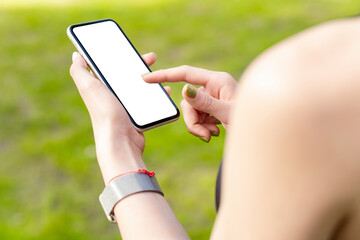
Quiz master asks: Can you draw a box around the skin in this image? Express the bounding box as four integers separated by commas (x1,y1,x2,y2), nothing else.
70,17,360,239
145,66,237,140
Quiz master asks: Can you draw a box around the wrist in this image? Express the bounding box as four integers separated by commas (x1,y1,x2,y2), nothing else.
93,126,146,184
97,142,146,184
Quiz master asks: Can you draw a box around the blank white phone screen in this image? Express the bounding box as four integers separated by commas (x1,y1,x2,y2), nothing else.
73,20,177,127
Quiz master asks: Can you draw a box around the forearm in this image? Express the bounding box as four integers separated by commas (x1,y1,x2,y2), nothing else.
114,191,189,239
70,52,189,239
94,126,189,240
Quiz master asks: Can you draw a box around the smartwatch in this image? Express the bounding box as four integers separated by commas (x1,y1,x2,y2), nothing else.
99,172,163,222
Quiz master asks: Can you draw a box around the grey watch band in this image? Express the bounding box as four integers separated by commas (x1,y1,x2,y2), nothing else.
99,173,163,222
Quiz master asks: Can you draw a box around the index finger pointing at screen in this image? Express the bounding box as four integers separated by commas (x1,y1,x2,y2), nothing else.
142,65,216,86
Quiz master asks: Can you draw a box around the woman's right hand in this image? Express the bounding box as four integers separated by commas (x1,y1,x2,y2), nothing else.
143,65,237,142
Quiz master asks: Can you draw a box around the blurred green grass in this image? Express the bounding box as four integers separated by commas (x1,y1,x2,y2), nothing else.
0,0,358,239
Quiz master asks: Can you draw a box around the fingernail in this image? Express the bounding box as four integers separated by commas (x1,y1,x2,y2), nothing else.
215,120,221,125
199,136,209,143
211,131,219,137
185,84,197,98
141,72,150,78
72,52,78,62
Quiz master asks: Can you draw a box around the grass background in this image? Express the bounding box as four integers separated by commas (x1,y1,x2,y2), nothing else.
0,0,358,239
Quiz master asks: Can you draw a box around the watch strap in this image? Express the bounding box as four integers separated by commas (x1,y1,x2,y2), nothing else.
99,172,163,222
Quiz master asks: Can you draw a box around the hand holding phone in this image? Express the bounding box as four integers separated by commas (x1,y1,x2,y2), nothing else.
67,19,179,132
70,50,161,181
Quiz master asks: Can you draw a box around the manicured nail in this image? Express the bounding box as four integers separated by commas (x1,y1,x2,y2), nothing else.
211,131,219,137
215,120,221,125
199,136,209,143
185,84,197,98
141,72,150,78
72,52,78,62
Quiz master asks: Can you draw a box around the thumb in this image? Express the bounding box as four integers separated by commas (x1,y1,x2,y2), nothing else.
182,84,229,122
70,52,99,90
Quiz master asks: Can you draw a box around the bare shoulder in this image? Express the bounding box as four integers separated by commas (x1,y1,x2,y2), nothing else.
212,18,360,240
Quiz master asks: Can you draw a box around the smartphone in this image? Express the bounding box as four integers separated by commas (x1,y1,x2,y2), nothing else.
67,19,180,132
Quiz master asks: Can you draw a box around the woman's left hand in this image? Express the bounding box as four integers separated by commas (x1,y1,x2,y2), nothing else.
69,52,164,183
